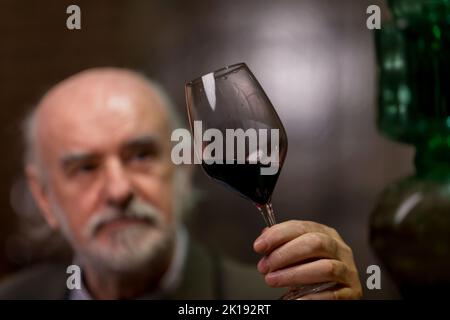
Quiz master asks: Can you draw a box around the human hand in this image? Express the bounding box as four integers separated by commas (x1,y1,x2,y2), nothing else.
253,220,362,299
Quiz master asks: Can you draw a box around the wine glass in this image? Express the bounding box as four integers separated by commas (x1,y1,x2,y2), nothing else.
185,62,336,299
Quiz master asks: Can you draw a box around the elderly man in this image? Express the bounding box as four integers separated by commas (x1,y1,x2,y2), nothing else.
0,68,362,300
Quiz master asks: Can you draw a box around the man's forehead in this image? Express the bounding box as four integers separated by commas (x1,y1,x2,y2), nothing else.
38,69,167,120
34,69,171,157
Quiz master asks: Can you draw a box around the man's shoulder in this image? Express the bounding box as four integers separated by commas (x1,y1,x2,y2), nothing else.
0,262,68,299
171,242,283,299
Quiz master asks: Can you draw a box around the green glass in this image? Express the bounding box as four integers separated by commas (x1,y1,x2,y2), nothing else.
371,0,450,298
377,0,450,145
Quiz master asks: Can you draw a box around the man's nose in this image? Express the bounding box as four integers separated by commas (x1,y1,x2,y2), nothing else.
104,158,133,207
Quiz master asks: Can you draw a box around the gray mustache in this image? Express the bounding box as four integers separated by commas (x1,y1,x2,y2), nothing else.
84,199,162,238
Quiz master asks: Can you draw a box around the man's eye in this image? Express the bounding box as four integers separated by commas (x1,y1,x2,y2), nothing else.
75,162,99,174
129,149,154,163
134,150,151,160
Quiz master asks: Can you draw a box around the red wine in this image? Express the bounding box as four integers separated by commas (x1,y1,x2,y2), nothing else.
202,161,280,205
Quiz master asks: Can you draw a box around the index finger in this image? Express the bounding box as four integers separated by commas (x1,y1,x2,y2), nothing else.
253,220,341,254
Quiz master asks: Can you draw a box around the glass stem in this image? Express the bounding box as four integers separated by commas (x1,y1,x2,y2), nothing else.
257,202,277,227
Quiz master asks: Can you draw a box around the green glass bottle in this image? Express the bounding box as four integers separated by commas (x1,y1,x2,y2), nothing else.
370,0,450,298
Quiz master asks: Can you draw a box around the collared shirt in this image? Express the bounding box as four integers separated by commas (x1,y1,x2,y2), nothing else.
69,227,189,300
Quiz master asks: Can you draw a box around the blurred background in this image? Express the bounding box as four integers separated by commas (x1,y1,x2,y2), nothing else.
0,0,413,299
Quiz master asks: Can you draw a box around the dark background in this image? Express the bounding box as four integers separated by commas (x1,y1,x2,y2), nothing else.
0,0,413,299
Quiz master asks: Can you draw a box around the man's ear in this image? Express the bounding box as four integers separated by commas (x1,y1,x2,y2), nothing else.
175,163,193,192
25,164,59,229
173,163,195,212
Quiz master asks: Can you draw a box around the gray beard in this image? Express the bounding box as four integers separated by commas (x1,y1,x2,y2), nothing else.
48,193,176,275
80,222,176,274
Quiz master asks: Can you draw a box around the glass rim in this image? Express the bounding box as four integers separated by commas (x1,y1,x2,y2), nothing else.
185,62,247,86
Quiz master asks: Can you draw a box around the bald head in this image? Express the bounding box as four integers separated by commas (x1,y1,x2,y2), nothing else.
24,68,179,174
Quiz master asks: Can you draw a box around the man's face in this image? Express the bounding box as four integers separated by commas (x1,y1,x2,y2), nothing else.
32,72,177,271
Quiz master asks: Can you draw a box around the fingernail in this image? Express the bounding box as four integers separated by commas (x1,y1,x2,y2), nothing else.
254,237,268,252
257,257,269,273
266,270,283,286
267,270,282,278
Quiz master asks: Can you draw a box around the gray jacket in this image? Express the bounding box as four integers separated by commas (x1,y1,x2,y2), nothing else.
0,243,282,300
